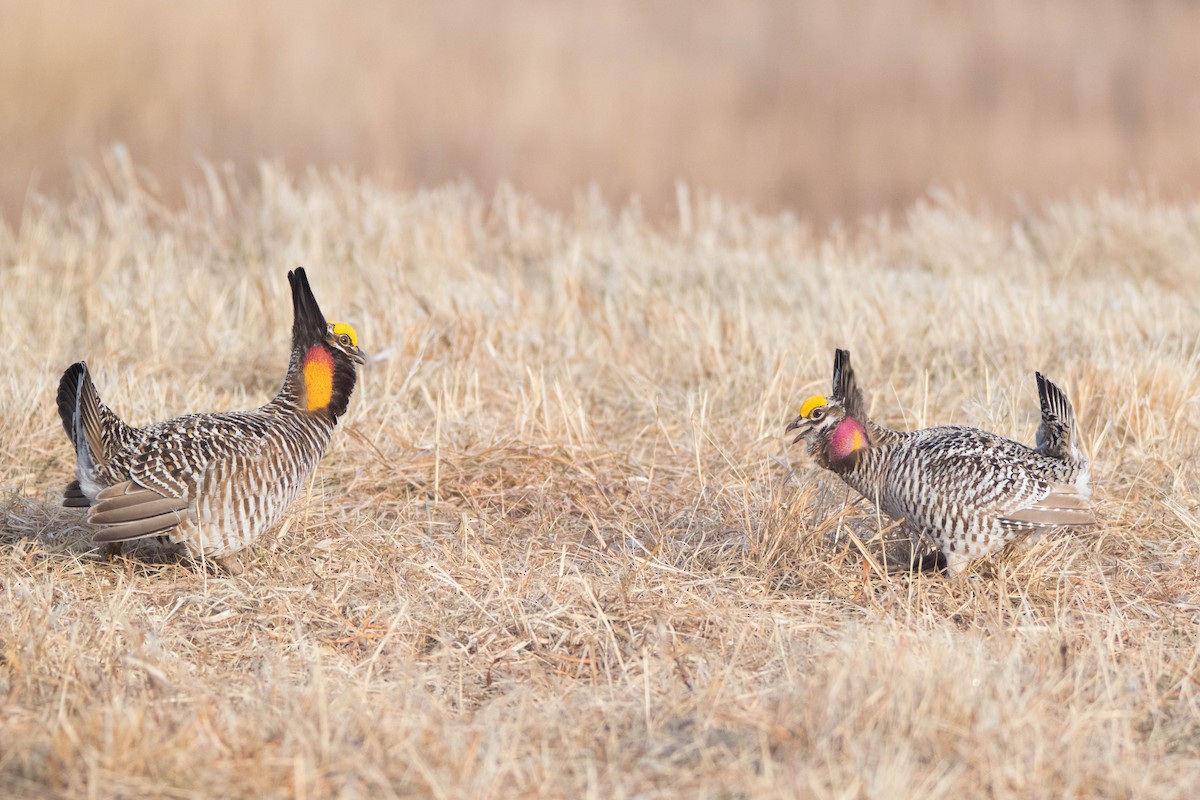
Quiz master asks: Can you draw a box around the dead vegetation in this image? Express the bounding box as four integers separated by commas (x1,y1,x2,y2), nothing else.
1,161,1199,797
5,1,1200,220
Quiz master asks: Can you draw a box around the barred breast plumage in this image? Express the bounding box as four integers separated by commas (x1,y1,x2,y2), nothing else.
57,268,365,574
786,350,1094,575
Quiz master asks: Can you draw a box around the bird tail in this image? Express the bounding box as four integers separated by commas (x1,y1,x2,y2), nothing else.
56,361,132,505
56,361,88,444
1034,373,1083,463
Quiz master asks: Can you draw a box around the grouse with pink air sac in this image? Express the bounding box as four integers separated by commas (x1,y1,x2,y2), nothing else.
786,349,1094,575
56,268,365,574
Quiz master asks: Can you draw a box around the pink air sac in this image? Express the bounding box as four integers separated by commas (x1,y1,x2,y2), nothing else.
830,417,867,461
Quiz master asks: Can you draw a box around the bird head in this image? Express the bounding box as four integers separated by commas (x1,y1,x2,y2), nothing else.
786,348,872,470
786,394,869,468
325,320,367,366
288,268,365,419
787,394,841,445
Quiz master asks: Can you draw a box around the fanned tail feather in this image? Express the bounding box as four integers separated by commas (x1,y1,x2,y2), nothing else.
77,369,110,468
1035,372,1082,462
57,360,129,472
58,361,131,506
56,362,86,442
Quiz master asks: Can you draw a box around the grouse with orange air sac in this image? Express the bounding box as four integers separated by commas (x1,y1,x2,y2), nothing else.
785,350,1094,575
57,268,365,573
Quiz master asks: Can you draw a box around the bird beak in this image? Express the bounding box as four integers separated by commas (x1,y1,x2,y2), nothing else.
785,415,809,444
350,346,367,365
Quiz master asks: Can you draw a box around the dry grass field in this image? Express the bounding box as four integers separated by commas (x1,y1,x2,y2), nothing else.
1,159,1198,798
5,0,1200,220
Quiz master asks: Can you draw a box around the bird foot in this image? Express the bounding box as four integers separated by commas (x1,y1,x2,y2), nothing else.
212,554,244,576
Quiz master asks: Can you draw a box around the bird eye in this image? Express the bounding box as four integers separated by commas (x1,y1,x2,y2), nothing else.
810,408,824,420
338,334,352,347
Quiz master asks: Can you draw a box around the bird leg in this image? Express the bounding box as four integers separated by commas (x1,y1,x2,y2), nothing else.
213,554,244,576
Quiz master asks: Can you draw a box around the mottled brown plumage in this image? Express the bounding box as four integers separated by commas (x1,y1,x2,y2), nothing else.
786,350,1094,575
57,268,365,573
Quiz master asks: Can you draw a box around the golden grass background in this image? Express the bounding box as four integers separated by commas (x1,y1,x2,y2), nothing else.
4,2,1200,796
1,159,1199,797
4,0,1200,220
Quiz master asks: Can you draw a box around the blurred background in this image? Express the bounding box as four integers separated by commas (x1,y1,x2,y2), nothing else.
3,0,1200,223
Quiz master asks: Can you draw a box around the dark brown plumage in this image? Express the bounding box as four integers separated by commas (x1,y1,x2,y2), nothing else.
787,350,1094,575
57,268,365,573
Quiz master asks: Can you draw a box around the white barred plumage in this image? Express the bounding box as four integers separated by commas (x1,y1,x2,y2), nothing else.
56,268,365,573
786,350,1094,575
